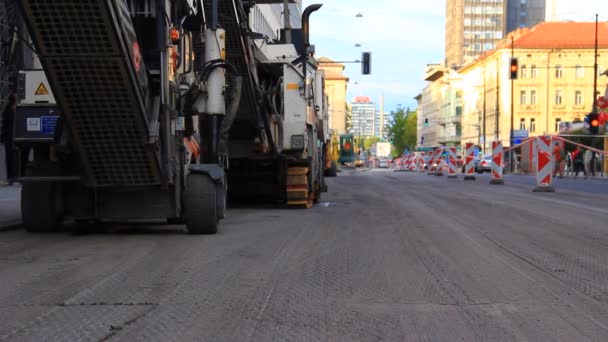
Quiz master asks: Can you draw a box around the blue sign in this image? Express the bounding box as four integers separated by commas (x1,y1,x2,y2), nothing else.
40,116,59,135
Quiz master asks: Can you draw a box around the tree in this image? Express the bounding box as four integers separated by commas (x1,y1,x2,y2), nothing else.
363,136,380,151
387,107,417,156
345,102,352,132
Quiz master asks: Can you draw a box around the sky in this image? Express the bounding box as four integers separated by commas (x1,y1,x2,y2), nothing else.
303,0,608,114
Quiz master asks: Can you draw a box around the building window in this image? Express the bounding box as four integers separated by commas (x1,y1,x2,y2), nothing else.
455,106,463,116
520,90,526,104
530,90,537,105
530,64,537,78
555,118,561,132
555,65,564,78
530,118,536,132
555,90,563,105
575,90,583,105
520,118,526,130
520,65,527,78
575,65,585,78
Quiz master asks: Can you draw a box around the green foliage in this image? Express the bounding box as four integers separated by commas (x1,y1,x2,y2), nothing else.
388,107,417,155
562,129,603,152
345,102,352,132
363,136,380,150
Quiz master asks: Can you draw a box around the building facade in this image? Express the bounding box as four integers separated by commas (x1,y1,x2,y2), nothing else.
506,0,546,32
318,57,349,135
350,97,375,137
459,22,608,153
417,65,464,150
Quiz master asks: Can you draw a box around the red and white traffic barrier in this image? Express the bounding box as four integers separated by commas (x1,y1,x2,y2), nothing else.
533,135,555,192
447,147,457,178
409,155,416,171
464,143,476,180
417,153,425,172
490,141,504,185
427,150,436,175
435,148,444,176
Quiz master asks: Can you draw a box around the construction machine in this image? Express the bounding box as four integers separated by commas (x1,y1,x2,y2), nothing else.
2,0,328,233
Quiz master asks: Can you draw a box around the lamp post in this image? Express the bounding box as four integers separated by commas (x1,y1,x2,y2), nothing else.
509,35,515,173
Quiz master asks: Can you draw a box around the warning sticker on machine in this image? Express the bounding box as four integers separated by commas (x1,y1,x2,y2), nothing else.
41,116,59,135
27,117,41,131
35,83,49,95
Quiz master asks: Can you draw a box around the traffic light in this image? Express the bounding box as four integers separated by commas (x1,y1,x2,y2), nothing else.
424,118,429,127
362,52,371,75
509,57,518,80
587,112,600,134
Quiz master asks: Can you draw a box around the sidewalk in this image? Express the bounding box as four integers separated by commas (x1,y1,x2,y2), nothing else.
0,183,21,231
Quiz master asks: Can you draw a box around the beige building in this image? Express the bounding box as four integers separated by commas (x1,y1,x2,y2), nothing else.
417,65,465,150
459,22,608,153
318,57,349,135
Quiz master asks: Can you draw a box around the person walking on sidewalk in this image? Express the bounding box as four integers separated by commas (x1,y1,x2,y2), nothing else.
572,146,585,177
553,142,564,178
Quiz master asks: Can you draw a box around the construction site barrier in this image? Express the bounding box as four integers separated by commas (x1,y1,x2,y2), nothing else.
427,149,436,175
533,135,555,192
417,153,425,172
490,141,504,185
435,147,444,176
464,143,476,180
447,147,457,179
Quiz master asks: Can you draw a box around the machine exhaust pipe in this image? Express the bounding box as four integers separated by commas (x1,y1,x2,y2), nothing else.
302,4,322,50
301,4,322,77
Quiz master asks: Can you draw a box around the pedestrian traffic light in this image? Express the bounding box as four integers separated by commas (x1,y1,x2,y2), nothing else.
509,58,518,80
424,118,429,126
587,112,600,134
362,52,371,75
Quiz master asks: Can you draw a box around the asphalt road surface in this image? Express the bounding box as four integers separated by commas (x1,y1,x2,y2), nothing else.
2,169,608,341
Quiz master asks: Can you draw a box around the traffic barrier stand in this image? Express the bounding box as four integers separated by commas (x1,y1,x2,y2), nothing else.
533,135,555,192
417,153,425,172
447,147,457,178
394,156,406,172
409,155,417,171
490,141,504,185
435,148,444,176
427,150,436,175
463,143,476,180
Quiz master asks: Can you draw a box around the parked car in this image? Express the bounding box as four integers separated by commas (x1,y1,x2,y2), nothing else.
476,155,492,173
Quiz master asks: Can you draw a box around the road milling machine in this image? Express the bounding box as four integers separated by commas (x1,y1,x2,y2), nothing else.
1,0,329,234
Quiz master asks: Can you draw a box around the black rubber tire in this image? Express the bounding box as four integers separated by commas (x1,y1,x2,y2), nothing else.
183,174,218,235
325,161,338,177
216,180,226,220
21,181,63,233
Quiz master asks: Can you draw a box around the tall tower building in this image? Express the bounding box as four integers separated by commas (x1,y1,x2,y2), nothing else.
506,0,546,32
446,0,546,68
350,97,375,137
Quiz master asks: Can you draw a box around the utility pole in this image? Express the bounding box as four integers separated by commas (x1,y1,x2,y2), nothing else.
593,14,599,115
283,0,291,44
510,35,515,173
483,66,487,155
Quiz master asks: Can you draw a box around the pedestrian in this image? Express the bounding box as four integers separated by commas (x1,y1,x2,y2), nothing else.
552,142,564,178
572,146,585,178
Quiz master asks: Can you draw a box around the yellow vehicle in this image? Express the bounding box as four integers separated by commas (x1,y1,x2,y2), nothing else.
324,133,339,177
